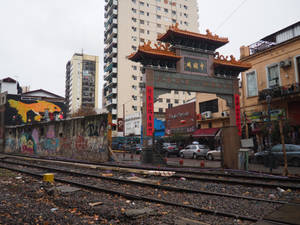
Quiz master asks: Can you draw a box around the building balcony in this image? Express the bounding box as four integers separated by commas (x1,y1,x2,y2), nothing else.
258,82,300,101
105,0,118,11
105,98,117,107
105,8,117,19
104,38,117,51
112,109,117,115
104,67,117,80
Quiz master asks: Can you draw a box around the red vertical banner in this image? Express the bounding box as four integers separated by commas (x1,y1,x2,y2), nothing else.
234,94,242,136
146,86,154,136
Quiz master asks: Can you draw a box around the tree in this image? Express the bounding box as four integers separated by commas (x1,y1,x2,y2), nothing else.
71,106,97,118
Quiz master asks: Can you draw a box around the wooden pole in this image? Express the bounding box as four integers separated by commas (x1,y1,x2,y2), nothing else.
279,119,288,176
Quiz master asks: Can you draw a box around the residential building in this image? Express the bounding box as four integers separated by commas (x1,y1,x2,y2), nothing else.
65,53,99,115
195,93,230,129
0,77,22,95
103,0,199,136
240,21,300,144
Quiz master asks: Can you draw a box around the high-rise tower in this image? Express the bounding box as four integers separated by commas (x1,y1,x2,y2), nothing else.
65,53,99,115
103,0,199,135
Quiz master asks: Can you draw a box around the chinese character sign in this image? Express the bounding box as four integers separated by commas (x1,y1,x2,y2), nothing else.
146,86,154,136
184,57,207,74
235,94,241,136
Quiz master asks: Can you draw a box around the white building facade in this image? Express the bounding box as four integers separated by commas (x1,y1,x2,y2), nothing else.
65,54,99,115
103,0,199,136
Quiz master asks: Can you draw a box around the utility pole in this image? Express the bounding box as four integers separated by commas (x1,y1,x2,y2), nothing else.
279,119,288,176
123,103,125,137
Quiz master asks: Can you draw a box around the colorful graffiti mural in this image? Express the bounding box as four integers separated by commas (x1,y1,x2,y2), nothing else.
5,95,66,125
4,114,109,162
20,133,36,154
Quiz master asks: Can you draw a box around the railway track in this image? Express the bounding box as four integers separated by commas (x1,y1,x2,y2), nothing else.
1,158,299,224
2,154,300,190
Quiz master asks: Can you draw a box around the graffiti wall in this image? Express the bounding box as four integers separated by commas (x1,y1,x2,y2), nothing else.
3,114,109,162
5,94,67,126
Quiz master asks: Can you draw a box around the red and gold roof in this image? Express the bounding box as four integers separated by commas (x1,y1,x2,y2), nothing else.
128,41,181,62
158,23,229,47
213,52,251,71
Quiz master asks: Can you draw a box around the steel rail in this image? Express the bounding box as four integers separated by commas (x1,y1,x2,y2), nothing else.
0,163,259,222
0,160,289,205
2,153,300,189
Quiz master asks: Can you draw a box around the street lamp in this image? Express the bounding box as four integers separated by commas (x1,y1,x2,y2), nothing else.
266,94,272,147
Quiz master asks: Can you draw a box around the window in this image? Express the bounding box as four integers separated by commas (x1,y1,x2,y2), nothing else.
172,10,176,15
131,45,137,50
132,75,137,80
158,98,163,102
267,64,280,87
132,0,136,3
174,91,179,94
156,6,161,11
132,17,137,22
139,1,144,6
132,65,137,70
132,95,137,100
132,85,137,90
199,99,218,113
184,21,188,26
140,28,144,33
172,19,176,23
147,30,150,34
246,71,258,97
147,12,149,16
296,56,300,82
159,108,163,113
175,99,179,104
184,5,188,9
132,8,137,13
156,15,161,19
168,103,173,109
140,38,145,43
132,26,137,32
140,19,144,24
132,36,137,41
140,10,144,15
157,24,161,28
164,8,168,13
133,106,137,111
166,99,170,103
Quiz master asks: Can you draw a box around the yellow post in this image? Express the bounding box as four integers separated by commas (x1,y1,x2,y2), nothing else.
43,173,54,182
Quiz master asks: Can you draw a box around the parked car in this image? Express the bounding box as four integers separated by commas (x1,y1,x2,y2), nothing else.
254,144,300,167
134,144,143,154
180,144,210,159
159,143,180,157
206,146,221,160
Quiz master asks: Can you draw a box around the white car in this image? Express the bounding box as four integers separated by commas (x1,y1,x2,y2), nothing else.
206,147,221,160
180,144,210,159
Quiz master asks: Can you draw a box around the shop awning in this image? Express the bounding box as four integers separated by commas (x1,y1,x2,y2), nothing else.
192,128,219,137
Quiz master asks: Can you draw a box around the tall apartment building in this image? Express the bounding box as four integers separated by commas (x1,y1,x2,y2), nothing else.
65,53,99,115
103,0,199,135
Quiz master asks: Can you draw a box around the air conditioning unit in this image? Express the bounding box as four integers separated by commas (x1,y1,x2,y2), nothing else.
280,59,291,68
201,111,212,119
221,111,228,117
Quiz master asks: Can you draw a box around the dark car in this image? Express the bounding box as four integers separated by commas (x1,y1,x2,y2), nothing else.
159,143,180,157
254,144,300,167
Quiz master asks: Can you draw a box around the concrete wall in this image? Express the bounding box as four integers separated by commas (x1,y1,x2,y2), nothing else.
2,114,109,162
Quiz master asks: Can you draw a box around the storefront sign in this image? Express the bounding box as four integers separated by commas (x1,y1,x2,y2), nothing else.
235,94,241,136
117,118,124,132
146,86,154,136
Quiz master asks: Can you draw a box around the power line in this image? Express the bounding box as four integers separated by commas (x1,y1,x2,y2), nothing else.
214,0,248,32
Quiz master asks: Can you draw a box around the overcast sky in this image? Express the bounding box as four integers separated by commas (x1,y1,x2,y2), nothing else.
0,0,300,106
